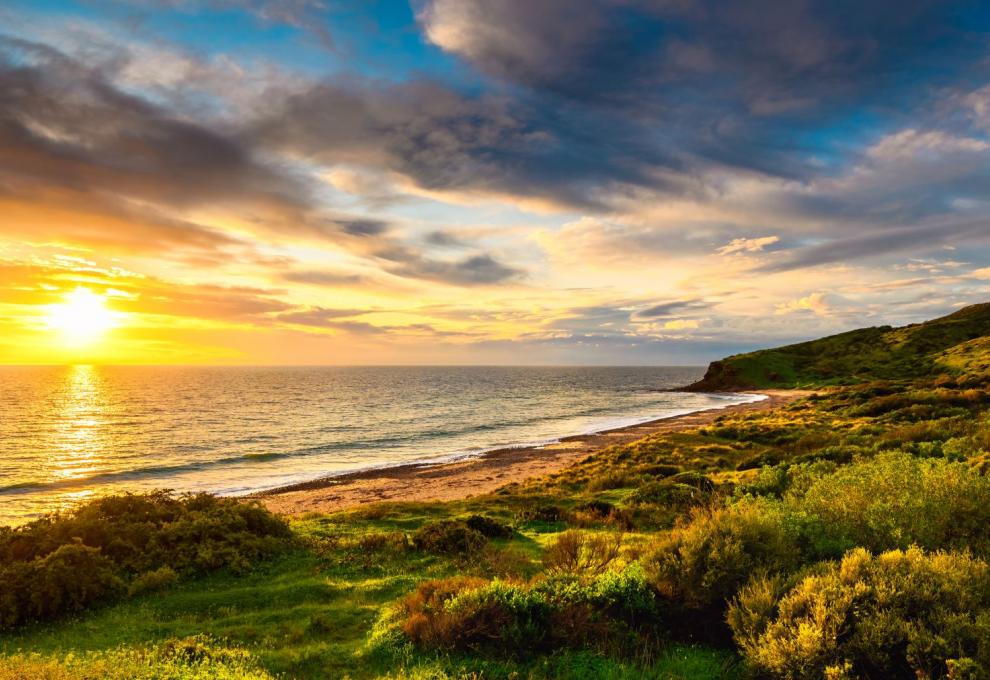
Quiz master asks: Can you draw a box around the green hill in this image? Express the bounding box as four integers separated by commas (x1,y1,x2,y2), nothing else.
686,302,990,390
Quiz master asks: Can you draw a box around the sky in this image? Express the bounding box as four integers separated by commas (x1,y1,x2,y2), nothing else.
2,0,990,365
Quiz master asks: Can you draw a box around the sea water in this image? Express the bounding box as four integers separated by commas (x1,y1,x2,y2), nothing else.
0,365,761,525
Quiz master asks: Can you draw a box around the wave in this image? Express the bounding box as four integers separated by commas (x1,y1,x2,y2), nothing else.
0,391,762,500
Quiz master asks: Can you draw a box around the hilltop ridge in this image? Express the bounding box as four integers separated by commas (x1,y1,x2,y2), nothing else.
686,302,990,390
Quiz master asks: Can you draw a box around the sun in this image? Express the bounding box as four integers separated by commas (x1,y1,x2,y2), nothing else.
46,288,119,346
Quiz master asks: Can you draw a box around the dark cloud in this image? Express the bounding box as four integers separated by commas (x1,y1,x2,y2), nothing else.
378,248,524,286
412,0,990,191
233,0,990,223
420,0,980,111
281,270,367,286
634,299,709,320
0,35,432,263
339,219,388,237
424,230,468,248
0,37,299,203
276,307,369,327
757,219,990,273
0,36,326,252
249,77,682,211
275,307,474,338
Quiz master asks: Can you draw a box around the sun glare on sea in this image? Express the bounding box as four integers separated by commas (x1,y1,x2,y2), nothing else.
46,288,119,346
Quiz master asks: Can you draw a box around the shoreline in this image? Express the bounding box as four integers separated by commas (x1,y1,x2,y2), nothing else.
255,389,809,517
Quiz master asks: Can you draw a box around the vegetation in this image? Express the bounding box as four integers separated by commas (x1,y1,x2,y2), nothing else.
0,492,292,630
5,303,990,677
687,302,990,389
728,547,990,679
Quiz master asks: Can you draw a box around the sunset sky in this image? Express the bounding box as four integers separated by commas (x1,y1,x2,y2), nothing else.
2,0,990,365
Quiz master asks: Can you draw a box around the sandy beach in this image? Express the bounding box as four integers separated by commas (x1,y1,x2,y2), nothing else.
256,389,809,516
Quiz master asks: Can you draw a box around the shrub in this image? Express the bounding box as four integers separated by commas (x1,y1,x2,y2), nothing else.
789,452,990,554
0,543,124,630
464,515,513,539
127,565,179,597
399,575,503,649
643,498,807,632
574,500,615,516
640,464,681,477
586,471,637,491
728,547,990,679
517,503,565,523
0,491,291,576
356,531,410,554
629,480,711,508
411,520,487,556
739,460,838,499
667,471,716,492
639,451,990,640
469,544,535,579
543,531,622,576
398,564,658,656
569,501,636,530
0,492,292,630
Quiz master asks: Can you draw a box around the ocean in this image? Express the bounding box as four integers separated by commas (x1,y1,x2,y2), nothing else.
0,365,760,525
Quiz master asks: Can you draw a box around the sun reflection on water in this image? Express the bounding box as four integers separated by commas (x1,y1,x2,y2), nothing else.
50,365,110,484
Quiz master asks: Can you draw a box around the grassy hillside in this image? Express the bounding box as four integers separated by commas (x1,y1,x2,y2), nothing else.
4,305,990,678
686,302,990,389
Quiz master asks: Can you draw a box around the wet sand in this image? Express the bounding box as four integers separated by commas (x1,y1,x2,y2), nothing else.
255,389,810,516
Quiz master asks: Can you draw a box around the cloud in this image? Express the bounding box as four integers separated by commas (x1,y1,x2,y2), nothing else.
280,270,367,287
377,248,524,286
417,0,986,185
634,299,708,320
275,306,368,327
757,219,990,273
423,230,469,248
339,219,388,237
717,236,779,256
664,319,701,330
774,293,837,316
0,36,324,253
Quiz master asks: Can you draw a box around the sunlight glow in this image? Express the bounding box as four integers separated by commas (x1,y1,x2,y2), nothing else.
46,288,119,346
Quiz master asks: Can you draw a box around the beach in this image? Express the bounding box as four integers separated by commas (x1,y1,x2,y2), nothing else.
256,389,808,516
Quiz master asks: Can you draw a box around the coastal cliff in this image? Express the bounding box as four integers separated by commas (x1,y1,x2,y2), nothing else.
684,302,990,390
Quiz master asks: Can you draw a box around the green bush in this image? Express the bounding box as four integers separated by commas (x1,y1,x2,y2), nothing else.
586,471,638,492
411,520,487,556
398,564,658,656
517,503,566,523
128,565,179,597
542,530,622,576
642,498,810,634
789,452,990,554
0,492,292,630
629,480,711,508
0,491,291,576
739,460,838,499
464,515,513,539
728,547,990,679
0,543,123,630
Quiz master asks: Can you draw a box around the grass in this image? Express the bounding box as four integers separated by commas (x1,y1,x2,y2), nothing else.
0,526,734,678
